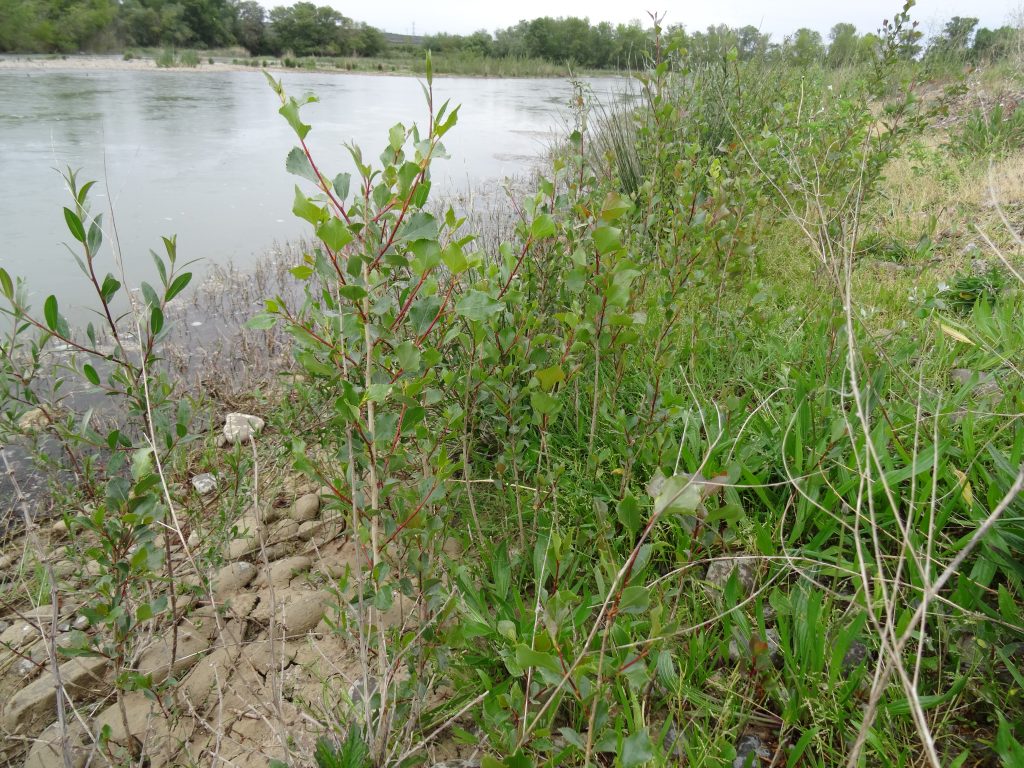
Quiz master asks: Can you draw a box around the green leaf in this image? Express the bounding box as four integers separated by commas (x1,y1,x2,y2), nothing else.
43,295,59,331
389,122,406,151
600,191,632,222
87,215,103,253
316,218,353,252
333,172,351,200
646,470,701,516
535,364,564,392
620,730,653,768
616,493,643,535
531,213,556,239
515,645,562,675
83,364,100,386
456,290,503,322
442,244,468,274
399,211,438,243
395,341,421,372
656,649,676,688
593,225,622,255
150,306,164,335
285,146,318,182
293,186,324,225
0,268,13,299
618,585,649,615
131,448,153,481
63,208,86,243
279,99,311,139
100,274,120,303
165,273,192,302
530,390,560,416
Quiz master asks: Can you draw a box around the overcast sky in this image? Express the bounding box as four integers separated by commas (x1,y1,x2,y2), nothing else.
337,0,1018,40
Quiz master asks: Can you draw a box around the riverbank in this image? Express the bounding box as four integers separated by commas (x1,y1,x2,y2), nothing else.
0,53,617,78
2,54,1024,767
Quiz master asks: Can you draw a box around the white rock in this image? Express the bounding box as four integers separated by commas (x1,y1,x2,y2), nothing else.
191,473,218,495
223,413,265,445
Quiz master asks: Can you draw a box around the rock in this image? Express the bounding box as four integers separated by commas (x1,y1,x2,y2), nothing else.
213,562,257,599
950,369,1003,402
283,591,331,635
0,553,15,569
841,640,869,676
226,538,257,562
348,676,379,709
72,615,88,631
253,556,312,589
429,761,481,768
49,519,68,539
297,520,323,541
705,557,756,596
178,644,242,707
52,560,77,579
23,719,91,768
2,655,110,735
0,619,9,633
14,655,43,681
91,691,160,743
733,734,770,768
18,408,48,431
662,719,687,760
135,627,211,685
290,493,321,523
241,638,298,676
270,518,300,541
191,473,218,495
223,413,265,445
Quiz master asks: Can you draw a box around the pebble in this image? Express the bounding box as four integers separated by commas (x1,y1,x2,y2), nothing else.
191,473,218,495
223,413,265,445
733,734,770,768
290,493,321,523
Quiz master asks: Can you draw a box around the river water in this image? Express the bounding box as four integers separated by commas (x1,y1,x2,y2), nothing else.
0,67,631,315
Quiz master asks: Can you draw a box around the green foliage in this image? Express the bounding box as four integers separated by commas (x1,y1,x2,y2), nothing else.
950,104,1024,157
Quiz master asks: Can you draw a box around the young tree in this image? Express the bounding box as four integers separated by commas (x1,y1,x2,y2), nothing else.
788,27,824,67
826,22,859,67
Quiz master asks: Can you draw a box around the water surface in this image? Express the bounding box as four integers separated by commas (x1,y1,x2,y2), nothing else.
0,69,629,314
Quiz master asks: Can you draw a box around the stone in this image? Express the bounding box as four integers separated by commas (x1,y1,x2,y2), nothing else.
733,734,770,768
72,615,88,631
430,761,481,768
2,655,110,735
223,413,265,445
841,640,869,676
0,553,15,570
270,518,300,541
253,556,312,589
705,557,756,596
226,538,257,562
49,519,68,539
296,520,323,541
23,719,91,768
178,644,242,707
290,493,321,523
283,591,331,635
18,408,48,431
213,561,257,599
950,368,1003,403
191,473,217,495
52,560,77,579
135,627,211,685
92,691,161,743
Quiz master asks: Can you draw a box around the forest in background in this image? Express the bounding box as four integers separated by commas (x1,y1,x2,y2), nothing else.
0,0,1020,70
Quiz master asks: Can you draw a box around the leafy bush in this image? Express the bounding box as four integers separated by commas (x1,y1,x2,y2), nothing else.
950,103,1024,156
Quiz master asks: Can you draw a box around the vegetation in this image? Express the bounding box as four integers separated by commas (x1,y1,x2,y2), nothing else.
4,2,1024,766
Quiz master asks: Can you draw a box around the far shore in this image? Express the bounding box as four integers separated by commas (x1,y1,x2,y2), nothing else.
0,53,621,79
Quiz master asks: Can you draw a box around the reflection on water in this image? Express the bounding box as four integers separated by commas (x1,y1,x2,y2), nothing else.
0,69,632,316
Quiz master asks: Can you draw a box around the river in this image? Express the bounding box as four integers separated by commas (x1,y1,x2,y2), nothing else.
0,66,632,315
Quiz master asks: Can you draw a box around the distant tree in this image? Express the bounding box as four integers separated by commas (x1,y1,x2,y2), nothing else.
973,25,1017,62
735,25,769,60
1,0,118,51
787,27,824,67
267,1,351,55
857,32,882,63
613,21,650,67
353,23,383,56
826,22,858,67
232,0,266,53
927,16,978,63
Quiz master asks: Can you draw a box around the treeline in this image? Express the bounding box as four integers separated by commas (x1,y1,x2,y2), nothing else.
0,0,1019,70
0,0,384,56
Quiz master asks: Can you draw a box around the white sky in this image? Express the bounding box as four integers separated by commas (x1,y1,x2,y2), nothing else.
332,0,1019,40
